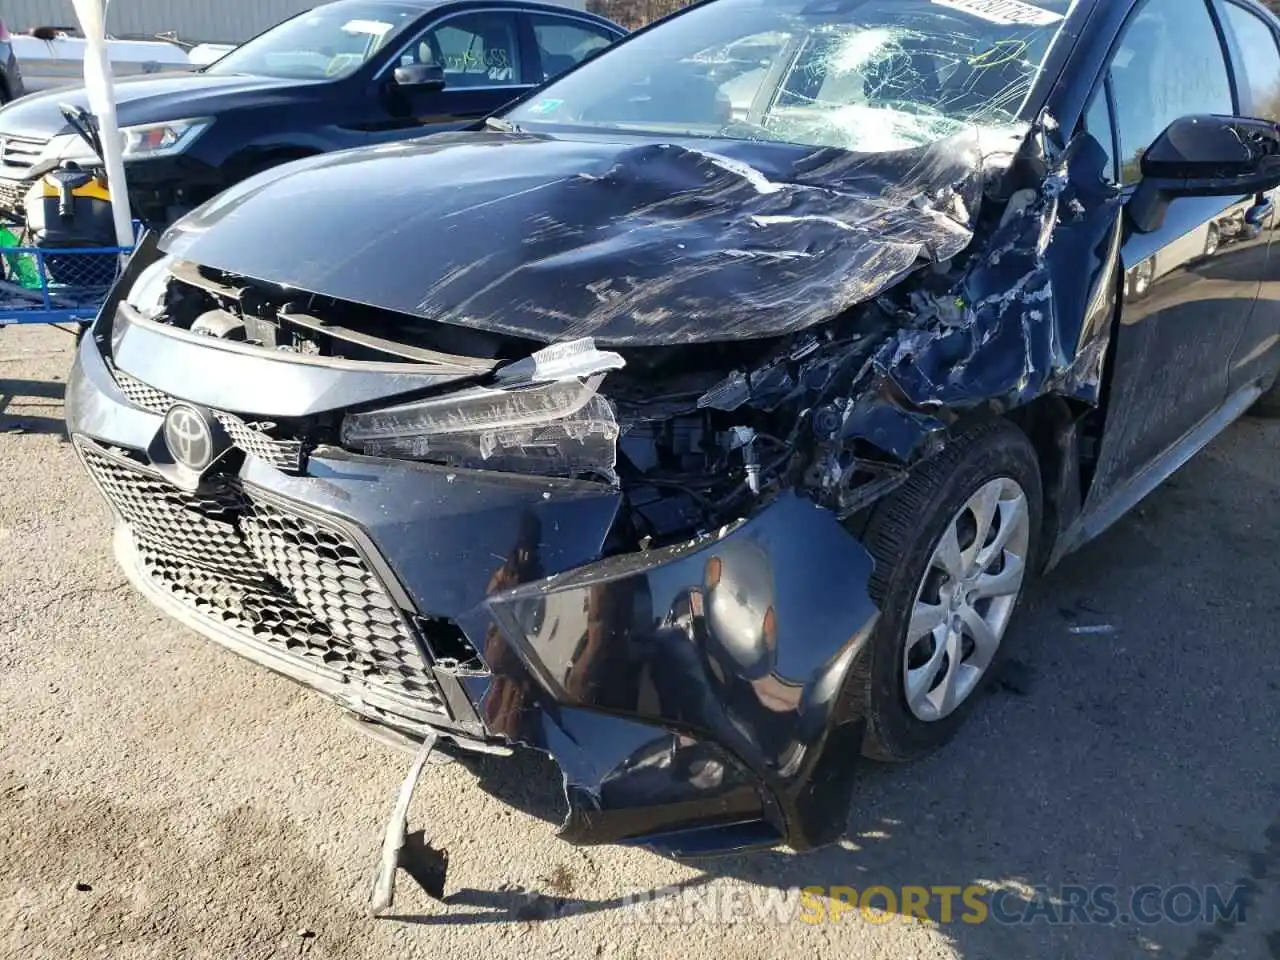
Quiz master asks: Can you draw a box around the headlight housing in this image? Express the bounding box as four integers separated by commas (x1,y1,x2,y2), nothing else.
341,374,621,481
40,117,214,165
342,339,626,480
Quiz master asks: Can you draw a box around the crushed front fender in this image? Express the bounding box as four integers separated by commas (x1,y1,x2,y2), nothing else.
841,129,1126,466
465,492,880,851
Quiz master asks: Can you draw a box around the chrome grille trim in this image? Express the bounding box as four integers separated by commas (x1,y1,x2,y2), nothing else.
0,135,49,181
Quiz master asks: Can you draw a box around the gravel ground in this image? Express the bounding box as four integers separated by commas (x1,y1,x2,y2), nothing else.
1,324,1278,960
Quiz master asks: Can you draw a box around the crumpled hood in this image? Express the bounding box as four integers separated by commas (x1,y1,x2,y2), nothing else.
0,73,318,139
161,127,1022,346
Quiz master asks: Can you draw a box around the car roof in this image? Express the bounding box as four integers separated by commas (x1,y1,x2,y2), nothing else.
1068,0,1280,31
331,0,619,14
324,0,626,31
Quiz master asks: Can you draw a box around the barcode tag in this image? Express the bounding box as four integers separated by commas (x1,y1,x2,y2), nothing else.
932,0,1065,26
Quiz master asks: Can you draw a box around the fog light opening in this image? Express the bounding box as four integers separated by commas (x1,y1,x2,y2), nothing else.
415,616,485,673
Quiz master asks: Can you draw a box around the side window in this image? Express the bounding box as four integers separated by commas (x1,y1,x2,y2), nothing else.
1108,0,1234,183
528,15,614,82
1222,2,1280,121
408,12,525,87
1083,88,1118,183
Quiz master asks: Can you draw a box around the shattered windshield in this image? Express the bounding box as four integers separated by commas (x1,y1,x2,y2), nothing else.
206,2,416,80
507,0,1074,151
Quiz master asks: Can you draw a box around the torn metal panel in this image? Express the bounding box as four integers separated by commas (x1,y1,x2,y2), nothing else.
113,128,1130,552
465,687,777,848
838,127,1124,461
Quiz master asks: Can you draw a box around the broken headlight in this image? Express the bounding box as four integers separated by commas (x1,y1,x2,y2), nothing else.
124,253,175,322
340,374,621,481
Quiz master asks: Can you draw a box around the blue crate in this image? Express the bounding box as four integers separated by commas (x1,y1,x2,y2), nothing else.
0,231,138,325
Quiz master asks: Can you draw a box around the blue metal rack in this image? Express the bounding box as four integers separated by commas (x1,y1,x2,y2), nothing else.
0,229,138,326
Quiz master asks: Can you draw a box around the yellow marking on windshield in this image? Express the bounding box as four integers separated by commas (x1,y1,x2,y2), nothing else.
967,39,1029,68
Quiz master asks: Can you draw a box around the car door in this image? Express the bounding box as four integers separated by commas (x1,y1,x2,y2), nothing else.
367,9,537,138
1082,0,1261,502
522,12,619,84
1218,1,1280,398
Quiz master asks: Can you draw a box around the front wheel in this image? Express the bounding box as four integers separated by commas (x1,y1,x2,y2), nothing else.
1250,377,1280,418
856,421,1042,761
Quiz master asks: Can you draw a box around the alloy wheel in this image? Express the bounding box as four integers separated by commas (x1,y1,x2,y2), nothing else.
903,477,1031,721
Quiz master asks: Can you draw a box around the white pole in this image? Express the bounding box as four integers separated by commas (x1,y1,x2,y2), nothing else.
70,0,135,251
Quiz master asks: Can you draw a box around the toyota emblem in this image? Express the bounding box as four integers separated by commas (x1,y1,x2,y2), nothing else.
163,403,215,471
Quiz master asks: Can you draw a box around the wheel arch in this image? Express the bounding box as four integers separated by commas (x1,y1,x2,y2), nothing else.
1003,394,1092,571
224,144,323,182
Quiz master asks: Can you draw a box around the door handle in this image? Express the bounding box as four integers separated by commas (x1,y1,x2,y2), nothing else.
1245,197,1276,239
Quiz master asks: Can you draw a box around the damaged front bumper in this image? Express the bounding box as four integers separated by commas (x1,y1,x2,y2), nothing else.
67,323,882,856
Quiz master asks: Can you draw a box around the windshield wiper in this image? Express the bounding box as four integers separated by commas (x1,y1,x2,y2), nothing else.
59,103,104,164
484,116,524,134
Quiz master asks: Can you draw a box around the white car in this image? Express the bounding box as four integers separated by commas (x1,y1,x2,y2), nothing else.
186,43,237,67
8,27,196,93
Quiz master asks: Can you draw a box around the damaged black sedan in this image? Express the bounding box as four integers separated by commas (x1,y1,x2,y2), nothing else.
67,0,1280,868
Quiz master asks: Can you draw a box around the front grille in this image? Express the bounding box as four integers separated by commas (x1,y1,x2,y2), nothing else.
0,135,49,178
113,370,170,413
79,442,450,720
0,177,28,217
113,369,305,472
216,414,305,472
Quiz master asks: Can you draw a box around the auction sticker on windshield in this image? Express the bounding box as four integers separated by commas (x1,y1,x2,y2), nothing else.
342,19,395,36
528,98,565,115
932,0,1064,25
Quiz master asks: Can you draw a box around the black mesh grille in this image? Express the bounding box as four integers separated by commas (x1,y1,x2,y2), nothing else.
113,370,172,414
79,442,449,718
215,413,305,471
112,370,304,472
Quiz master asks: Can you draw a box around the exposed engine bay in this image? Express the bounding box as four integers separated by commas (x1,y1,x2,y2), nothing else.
133,252,975,554
127,111,1107,565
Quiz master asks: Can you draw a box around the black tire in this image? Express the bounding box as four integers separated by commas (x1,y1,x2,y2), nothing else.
232,150,317,185
1250,379,1280,418
855,420,1042,762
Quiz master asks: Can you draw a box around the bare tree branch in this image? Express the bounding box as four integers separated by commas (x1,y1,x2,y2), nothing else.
587,0,695,29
